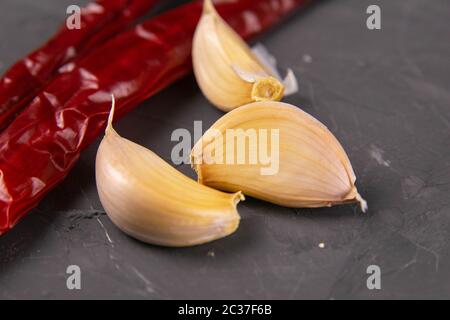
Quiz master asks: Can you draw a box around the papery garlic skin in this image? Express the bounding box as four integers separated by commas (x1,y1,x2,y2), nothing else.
192,0,285,112
96,97,243,247
191,101,367,211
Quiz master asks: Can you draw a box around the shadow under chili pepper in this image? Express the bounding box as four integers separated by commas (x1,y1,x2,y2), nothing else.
0,207,56,285
0,159,99,276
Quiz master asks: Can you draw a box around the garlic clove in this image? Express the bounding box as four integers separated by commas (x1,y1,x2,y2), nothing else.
192,0,291,112
191,101,367,212
96,96,243,247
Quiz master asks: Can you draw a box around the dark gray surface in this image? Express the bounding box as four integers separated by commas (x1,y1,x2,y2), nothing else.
1,0,449,299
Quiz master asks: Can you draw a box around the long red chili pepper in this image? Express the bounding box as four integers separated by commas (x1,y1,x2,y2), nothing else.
0,0,159,131
0,0,310,235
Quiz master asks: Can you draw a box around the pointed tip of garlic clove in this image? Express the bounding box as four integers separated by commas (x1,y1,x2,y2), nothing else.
203,0,216,14
355,193,368,213
344,186,368,213
105,94,116,135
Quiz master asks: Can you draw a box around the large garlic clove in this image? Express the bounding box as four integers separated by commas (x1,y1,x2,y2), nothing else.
96,97,243,247
191,101,367,211
192,0,287,112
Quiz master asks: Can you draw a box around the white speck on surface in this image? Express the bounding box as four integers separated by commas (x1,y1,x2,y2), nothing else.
303,54,313,63
318,243,325,249
207,250,215,257
369,144,391,167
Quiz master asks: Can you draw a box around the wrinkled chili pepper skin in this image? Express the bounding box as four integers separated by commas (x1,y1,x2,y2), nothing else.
0,0,310,235
0,0,159,131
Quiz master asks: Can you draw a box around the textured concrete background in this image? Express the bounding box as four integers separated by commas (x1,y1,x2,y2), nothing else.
0,0,449,299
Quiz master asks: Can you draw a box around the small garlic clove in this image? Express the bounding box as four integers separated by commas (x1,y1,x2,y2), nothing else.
192,0,287,112
96,96,243,247
191,101,367,212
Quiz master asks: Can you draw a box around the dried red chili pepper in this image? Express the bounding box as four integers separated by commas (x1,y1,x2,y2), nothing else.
0,0,311,235
0,0,159,131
